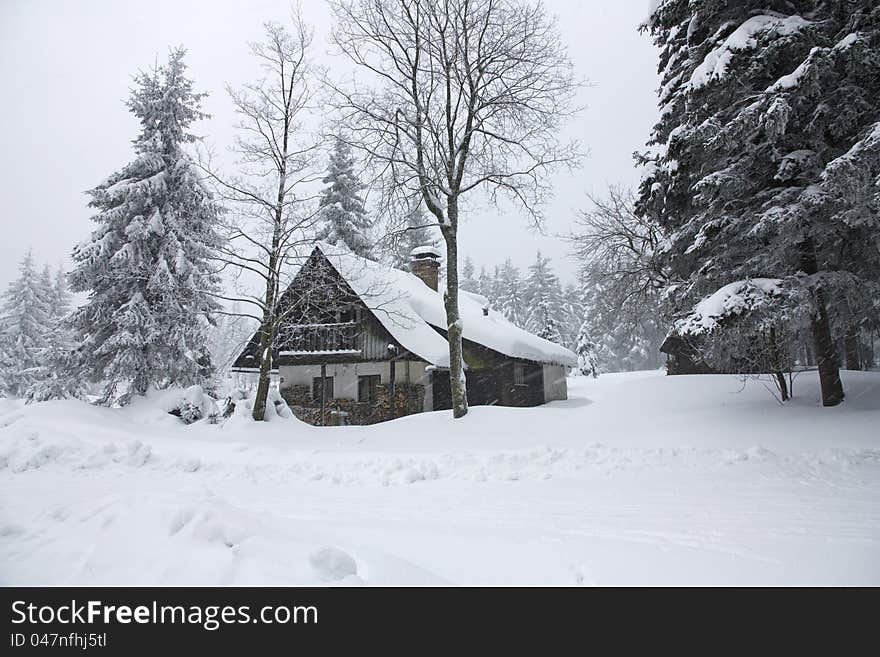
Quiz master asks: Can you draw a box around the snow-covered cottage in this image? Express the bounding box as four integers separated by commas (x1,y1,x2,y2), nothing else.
232,243,576,425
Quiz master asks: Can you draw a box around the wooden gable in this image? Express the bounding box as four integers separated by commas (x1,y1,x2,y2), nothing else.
232,248,413,371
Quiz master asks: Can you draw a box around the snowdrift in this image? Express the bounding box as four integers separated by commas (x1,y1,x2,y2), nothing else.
1,370,878,585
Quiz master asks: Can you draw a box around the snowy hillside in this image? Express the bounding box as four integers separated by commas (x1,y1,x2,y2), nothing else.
1,371,878,585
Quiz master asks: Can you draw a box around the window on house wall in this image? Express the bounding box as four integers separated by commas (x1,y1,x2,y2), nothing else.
337,304,360,324
312,376,334,403
358,375,381,403
513,362,525,386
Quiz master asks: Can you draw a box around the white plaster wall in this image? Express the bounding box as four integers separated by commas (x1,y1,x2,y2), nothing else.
279,360,432,406
542,364,568,402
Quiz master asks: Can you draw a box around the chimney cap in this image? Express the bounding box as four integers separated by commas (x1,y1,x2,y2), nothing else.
409,245,442,260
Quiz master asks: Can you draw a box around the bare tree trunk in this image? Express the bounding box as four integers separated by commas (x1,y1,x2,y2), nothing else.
803,342,816,367
811,288,844,406
768,327,789,402
442,200,468,419
800,239,844,406
252,326,273,421
252,194,284,421
252,250,279,421
844,325,861,370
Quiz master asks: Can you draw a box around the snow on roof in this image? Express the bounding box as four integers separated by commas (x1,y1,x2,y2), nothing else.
409,245,442,259
674,278,783,337
315,243,576,368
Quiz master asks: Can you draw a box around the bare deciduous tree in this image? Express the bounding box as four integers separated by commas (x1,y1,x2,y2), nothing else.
201,15,323,421
566,185,669,374
568,185,668,308
329,0,581,418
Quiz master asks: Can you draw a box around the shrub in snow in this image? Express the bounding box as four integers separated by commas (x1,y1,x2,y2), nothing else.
673,279,783,337
219,388,249,418
226,388,293,424
161,385,219,425
671,279,803,402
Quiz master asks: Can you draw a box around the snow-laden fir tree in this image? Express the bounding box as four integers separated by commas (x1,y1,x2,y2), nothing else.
576,265,664,372
524,252,565,344
496,259,526,328
26,265,89,403
51,264,71,317
639,0,880,406
488,265,505,313
574,317,600,378
558,282,583,350
0,250,52,397
315,137,371,257
68,48,222,405
477,267,493,304
460,257,478,292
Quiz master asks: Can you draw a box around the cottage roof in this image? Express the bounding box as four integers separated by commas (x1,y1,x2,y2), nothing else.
315,242,576,368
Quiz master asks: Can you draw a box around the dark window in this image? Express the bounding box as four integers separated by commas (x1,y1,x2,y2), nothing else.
312,376,334,403
513,362,525,386
358,375,381,403
337,304,360,324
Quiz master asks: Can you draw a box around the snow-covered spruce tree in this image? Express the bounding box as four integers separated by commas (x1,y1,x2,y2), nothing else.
68,48,222,405
0,250,51,397
25,264,88,403
524,252,565,343
315,137,371,257
558,282,584,350
460,257,478,293
574,317,600,378
497,260,527,328
639,0,880,406
477,267,493,304
566,185,667,371
488,265,505,313
52,265,71,317
575,263,665,373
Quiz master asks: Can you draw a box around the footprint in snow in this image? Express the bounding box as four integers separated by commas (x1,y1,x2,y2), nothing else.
309,546,358,582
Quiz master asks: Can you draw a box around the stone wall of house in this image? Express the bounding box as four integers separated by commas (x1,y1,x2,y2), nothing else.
281,384,312,407
283,383,425,426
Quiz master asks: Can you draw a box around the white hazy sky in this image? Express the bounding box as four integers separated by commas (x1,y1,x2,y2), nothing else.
0,0,659,289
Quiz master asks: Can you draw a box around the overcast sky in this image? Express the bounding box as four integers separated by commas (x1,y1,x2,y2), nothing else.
0,0,659,289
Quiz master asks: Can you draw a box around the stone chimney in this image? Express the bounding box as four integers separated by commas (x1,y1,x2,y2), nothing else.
409,245,441,291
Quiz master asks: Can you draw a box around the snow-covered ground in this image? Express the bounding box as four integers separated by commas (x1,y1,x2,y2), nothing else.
1,370,878,585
